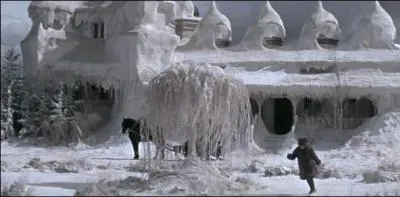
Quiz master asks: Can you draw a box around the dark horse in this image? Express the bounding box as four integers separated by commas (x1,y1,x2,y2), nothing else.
122,118,223,160
121,118,165,160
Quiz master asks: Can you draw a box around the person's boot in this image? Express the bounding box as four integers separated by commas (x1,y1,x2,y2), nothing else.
133,154,139,160
307,178,316,194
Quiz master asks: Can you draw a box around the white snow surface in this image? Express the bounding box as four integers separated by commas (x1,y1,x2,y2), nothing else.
340,1,399,50
2,110,400,196
179,1,232,51
296,1,341,50
234,1,286,51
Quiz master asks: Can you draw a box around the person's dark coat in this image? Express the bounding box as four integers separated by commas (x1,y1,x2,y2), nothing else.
287,145,321,180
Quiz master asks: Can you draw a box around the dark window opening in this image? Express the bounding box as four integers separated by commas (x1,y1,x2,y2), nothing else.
263,37,284,48
215,39,231,48
92,23,99,39
100,22,104,38
261,98,294,135
92,22,105,39
317,34,339,49
300,65,335,74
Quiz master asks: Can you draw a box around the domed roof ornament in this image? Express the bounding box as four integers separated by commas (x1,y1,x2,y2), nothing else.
296,1,341,50
234,1,286,51
178,1,232,51
340,1,399,50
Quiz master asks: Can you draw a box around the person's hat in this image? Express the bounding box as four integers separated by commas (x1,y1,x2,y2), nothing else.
298,138,308,146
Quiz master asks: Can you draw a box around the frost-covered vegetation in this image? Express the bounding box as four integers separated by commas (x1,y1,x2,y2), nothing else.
0,48,114,145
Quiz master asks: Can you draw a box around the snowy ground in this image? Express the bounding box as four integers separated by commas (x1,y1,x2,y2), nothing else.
1,111,400,196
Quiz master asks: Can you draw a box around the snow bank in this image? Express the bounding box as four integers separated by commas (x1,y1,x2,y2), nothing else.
76,159,248,196
296,1,341,50
22,157,95,173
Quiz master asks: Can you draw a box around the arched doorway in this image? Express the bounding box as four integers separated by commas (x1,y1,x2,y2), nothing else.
342,97,376,129
261,98,294,135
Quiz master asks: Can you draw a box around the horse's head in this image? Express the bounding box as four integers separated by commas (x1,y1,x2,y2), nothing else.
121,118,140,134
122,118,134,134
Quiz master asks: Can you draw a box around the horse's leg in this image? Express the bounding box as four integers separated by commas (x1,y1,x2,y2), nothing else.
153,133,166,160
183,141,189,158
129,133,140,159
160,135,165,160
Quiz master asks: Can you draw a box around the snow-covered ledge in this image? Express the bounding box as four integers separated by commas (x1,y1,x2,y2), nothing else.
180,50,400,73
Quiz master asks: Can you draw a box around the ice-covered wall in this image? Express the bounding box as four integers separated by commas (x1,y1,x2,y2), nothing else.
234,1,286,51
340,1,399,50
296,1,341,50
178,1,232,51
21,1,84,80
158,1,176,27
21,1,180,120
72,1,164,39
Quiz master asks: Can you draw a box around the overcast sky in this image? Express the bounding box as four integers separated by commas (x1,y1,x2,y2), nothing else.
1,1,399,47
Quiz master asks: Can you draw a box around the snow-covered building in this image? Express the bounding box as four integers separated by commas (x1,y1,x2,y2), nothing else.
21,1,400,152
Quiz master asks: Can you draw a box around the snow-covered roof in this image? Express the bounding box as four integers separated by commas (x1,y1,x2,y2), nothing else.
227,68,400,99
179,1,232,51
30,1,85,13
296,1,341,50
341,1,398,50
234,1,286,51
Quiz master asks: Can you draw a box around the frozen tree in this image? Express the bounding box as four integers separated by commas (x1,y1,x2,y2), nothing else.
23,82,82,145
1,47,25,140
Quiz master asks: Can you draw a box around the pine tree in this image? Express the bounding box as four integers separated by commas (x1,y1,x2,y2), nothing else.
1,47,24,140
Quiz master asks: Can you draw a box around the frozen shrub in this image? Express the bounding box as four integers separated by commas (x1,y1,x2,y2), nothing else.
242,160,264,173
362,160,400,183
317,165,341,179
1,161,7,172
264,166,298,177
362,170,399,183
75,177,148,196
23,158,93,173
1,182,28,196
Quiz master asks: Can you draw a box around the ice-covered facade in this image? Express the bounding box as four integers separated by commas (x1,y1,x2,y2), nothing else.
21,1,400,153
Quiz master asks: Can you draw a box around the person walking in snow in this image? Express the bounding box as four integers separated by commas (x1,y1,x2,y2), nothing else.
287,138,321,194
